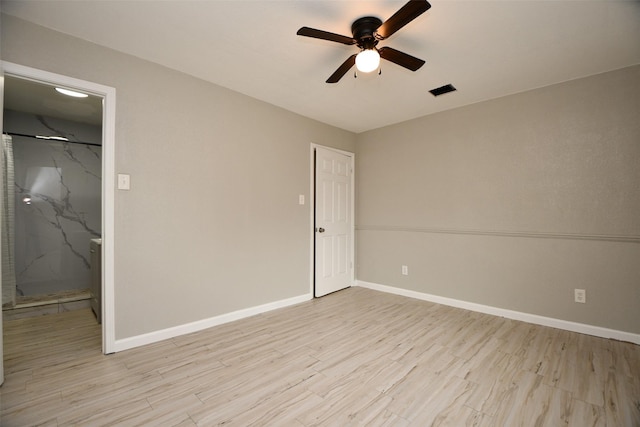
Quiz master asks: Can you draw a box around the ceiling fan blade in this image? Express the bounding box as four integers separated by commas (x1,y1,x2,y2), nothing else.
297,27,356,45
376,0,431,40
326,54,357,83
378,47,425,71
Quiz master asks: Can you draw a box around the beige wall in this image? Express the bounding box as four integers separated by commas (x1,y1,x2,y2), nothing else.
1,14,356,339
356,65,640,334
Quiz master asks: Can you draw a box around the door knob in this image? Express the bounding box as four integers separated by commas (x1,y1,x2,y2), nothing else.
317,227,325,233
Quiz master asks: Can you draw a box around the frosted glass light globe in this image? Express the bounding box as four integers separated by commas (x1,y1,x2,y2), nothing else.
355,49,380,73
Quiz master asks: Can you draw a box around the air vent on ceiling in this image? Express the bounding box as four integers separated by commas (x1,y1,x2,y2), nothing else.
429,84,456,97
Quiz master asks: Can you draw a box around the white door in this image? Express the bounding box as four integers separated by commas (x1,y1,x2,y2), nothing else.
315,146,353,297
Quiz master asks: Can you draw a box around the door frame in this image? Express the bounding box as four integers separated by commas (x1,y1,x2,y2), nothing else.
309,143,355,297
2,61,116,354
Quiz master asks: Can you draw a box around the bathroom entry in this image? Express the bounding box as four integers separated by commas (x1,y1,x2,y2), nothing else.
2,75,103,321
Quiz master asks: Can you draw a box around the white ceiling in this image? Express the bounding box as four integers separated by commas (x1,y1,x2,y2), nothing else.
3,0,640,133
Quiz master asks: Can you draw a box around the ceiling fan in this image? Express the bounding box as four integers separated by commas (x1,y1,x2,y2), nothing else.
297,0,431,83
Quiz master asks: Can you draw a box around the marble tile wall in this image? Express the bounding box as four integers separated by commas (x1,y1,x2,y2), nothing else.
5,110,102,297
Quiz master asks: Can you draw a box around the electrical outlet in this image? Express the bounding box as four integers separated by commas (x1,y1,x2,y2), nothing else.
574,289,586,304
402,265,408,276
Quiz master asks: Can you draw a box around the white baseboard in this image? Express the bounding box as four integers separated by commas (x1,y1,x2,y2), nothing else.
113,293,312,352
355,280,640,346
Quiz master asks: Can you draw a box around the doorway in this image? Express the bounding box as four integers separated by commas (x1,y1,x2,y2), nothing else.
311,145,355,297
4,76,103,304
1,62,116,356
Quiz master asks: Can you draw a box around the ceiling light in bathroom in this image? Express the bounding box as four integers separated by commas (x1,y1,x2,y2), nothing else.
55,87,89,98
35,135,70,141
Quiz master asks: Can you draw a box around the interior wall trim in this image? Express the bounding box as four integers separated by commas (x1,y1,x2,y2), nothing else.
355,280,640,346
356,225,640,244
113,293,312,353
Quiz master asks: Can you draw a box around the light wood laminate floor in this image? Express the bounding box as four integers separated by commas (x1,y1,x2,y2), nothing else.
1,287,639,426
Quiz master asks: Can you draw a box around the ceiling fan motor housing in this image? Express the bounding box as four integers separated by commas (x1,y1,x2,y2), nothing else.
351,16,382,50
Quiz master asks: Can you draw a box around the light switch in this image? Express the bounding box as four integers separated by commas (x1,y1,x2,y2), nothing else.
299,195,305,205
118,174,130,190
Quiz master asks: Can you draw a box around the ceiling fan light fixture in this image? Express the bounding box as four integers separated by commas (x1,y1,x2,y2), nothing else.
297,0,431,83
355,49,380,73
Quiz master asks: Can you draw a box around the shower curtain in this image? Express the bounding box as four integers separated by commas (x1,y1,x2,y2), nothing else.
1,134,17,307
